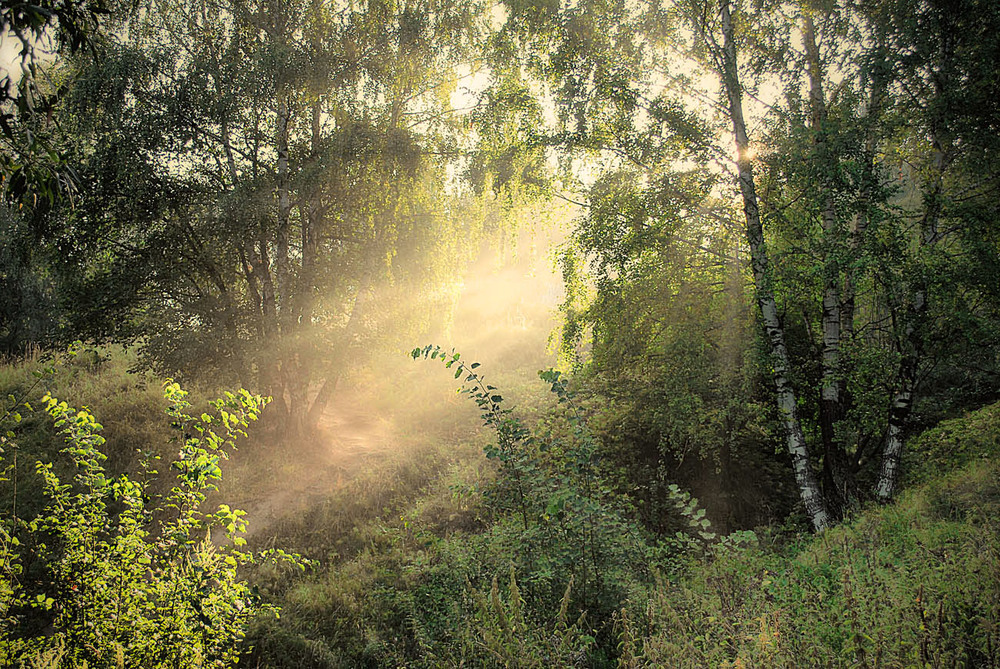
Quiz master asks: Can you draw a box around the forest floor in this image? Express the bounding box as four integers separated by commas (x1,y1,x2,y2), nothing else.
216,240,567,546
223,393,399,540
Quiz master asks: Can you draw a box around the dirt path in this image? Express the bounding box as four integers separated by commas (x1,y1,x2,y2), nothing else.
219,395,397,539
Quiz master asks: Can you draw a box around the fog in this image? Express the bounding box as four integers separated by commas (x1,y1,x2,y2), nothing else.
219,218,570,538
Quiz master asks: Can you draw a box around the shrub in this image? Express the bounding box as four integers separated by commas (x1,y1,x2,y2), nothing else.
0,379,307,668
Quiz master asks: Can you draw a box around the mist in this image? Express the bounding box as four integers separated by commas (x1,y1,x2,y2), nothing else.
216,213,571,541
4,0,1000,664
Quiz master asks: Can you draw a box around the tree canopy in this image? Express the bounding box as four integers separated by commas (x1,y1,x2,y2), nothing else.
3,0,1000,522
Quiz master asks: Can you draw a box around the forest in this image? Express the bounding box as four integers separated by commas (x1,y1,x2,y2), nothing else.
1,0,999,665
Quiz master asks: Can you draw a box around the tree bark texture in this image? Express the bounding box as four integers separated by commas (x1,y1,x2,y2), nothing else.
803,12,854,512
719,0,830,531
875,33,952,502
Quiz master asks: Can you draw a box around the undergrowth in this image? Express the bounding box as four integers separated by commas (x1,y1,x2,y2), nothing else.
0,349,308,668
247,356,1000,668
2,348,998,667
0,346,213,520
243,348,735,668
618,457,1000,667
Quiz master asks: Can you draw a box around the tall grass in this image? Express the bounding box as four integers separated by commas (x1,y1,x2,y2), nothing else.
617,458,1000,667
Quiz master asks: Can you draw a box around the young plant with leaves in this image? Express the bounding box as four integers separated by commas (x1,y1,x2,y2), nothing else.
413,345,735,648
0,379,308,667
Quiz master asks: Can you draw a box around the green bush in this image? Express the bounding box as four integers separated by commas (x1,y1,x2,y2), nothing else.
0,379,307,668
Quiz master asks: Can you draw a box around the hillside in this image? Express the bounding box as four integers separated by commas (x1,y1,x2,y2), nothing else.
1,344,999,666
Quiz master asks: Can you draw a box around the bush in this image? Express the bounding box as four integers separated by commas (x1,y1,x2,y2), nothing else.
248,348,758,668
0,378,307,668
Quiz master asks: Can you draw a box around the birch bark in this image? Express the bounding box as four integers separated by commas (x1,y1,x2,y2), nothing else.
802,11,853,511
718,0,829,531
875,33,952,502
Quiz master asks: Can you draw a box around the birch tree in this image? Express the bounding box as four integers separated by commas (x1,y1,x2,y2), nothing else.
497,0,1000,530
867,0,1000,501
56,0,489,433
702,0,830,529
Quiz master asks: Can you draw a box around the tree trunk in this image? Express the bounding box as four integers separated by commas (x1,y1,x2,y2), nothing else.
875,341,917,502
279,100,326,435
297,99,323,326
841,59,886,477
718,0,829,531
305,371,340,428
275,94,292,325
304,272,375,427
875,33,952,502
272,80,297,431
875,144,946,503
252,232,288,418
803,12,854,513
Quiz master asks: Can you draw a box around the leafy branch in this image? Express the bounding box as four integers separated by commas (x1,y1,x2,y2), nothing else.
412,344,532,529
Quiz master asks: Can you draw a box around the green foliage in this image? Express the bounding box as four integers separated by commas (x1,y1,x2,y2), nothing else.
413,346,651,606
903,400,1000,487
616,457,1000,667
0,345,209,524
0,0,109,207
407,346,751,662
0,206,67,355
0,377,308,667
245,359,1000,668
12,0,503,436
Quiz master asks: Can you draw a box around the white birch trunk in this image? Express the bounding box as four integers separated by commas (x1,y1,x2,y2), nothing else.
875,351,915,502
719,0,830,531
875,55,950,502
804,14,841,413
803,11,853,509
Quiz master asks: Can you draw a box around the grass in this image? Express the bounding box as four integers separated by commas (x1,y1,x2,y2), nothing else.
616,429,1000,668
3,345,999,668
903,400,1000,486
